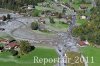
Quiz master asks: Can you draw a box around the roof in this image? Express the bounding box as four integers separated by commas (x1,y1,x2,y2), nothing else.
7,42,19,48
78,41,87,46
0,40,8,42
80,4,88,9
0,17,3,20
28,5,33,7
0,39,9,42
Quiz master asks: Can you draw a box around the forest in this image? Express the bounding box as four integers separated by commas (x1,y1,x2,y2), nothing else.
0,0,45,10
72,0,100,45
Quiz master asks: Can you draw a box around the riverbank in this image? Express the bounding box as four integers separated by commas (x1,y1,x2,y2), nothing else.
0,8,13,14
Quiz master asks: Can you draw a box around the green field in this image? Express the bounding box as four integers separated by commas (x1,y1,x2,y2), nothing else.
50,22,68,29
76,18,87,25
62,0,69,3
35,6,54,11
47,21,68,32
0,47,58,66
81,46,100,66
76,16,88,25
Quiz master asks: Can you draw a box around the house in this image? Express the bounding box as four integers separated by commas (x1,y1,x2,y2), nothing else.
0,39,19,51
0,39,9,44
28,5,34,10
81,15,86,19
78,41,86,46
54,0,58,2
78,40,89,47
5,42,19,50
38,17,46,31
80,4,88,10
38,17,45,24
65,15,72,24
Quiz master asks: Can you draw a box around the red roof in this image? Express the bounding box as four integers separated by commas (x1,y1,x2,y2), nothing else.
7,42,19,48
0,40,9,42
78,41,87,46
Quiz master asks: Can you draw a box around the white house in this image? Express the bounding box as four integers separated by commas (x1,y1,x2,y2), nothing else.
81,15,86,19
55,0,58,2
28,5,33,10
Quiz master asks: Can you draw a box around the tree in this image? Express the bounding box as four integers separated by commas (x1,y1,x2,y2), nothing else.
2,15,6,21
62,8,66,14
19,41,31,55
58,13,62,18
49,17,55,24
7,14,11,19
31,22,39,30
10,49,18,56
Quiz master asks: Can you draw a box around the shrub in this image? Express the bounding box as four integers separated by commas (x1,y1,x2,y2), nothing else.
59,21,66,24
10,49,18,56
32,9,41,17
30,46,35,51
16,55,20,58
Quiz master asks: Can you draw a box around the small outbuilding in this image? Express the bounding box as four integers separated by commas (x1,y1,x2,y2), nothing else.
78,40,89,47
